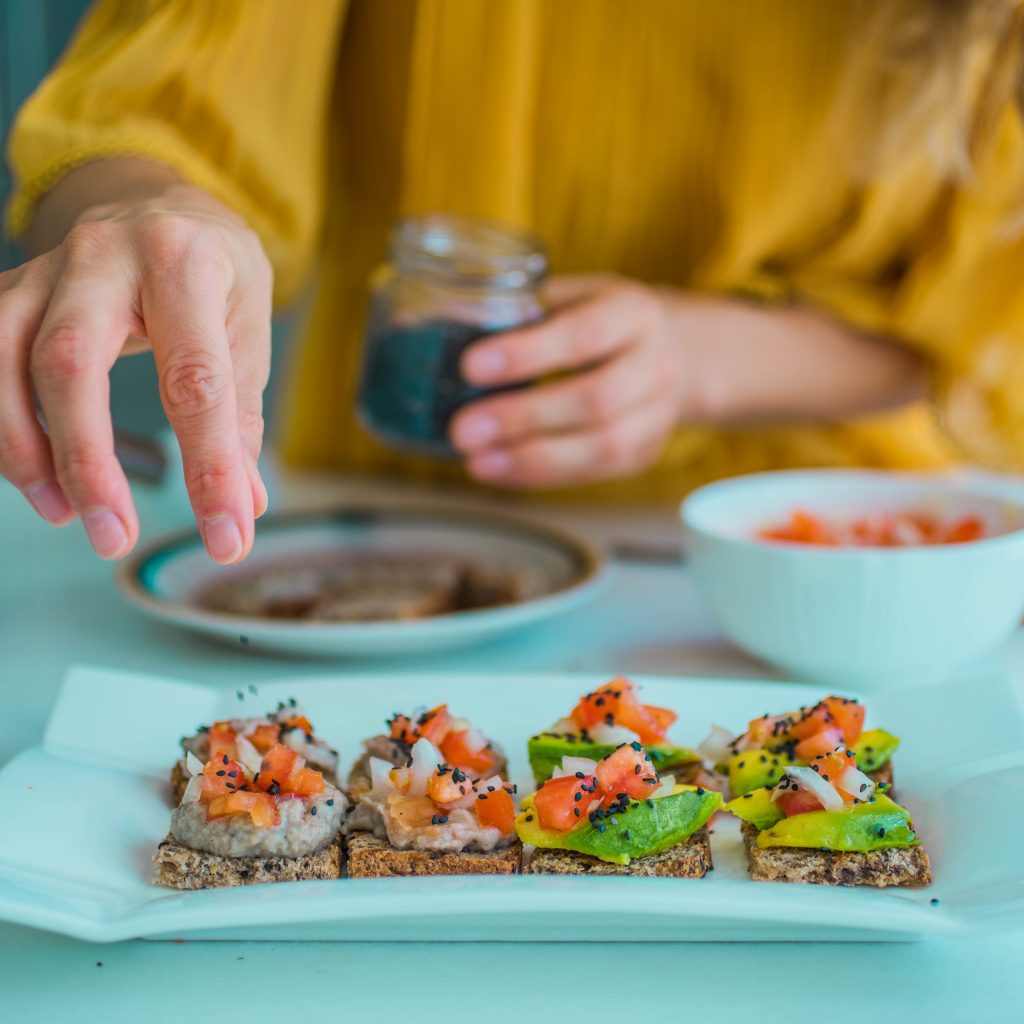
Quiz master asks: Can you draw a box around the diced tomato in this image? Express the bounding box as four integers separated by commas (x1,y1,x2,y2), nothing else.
745,713,795,748
533,774,600,832
570,678,668,745
645,705,678,733
759,509,987,547
200,755,248,800
247,723,280,753
258,743,300,786
595,743,660,804
207,721,238,760
426,765,474,805
813,748,856,781
415,705,452,745
946,515,984,544
821,696,864,745
207,790,280,827
388,714,417,743
287,767,325,796
283,714,314,735
794,726,846,761
474,788,515,834
440,729,497,775
789,703,837,740
775,788,824,817
388,705,453,746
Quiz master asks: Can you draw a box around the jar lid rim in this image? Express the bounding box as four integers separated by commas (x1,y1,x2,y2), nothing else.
392,213,547,288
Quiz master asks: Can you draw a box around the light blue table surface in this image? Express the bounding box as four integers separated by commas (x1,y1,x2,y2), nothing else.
1,464,1021,1024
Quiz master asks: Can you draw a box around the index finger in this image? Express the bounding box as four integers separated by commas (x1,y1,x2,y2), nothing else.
142,244,254,565
460,282,654,386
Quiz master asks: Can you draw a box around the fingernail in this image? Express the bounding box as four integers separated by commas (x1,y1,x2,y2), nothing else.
464,349,508,383
26,481,75,525
203,514,243,564
253,476,269,518
83,508,129,559
454,413,500,450
470,450,512,479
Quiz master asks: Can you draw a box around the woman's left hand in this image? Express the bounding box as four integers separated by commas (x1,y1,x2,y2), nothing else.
449,275,691,488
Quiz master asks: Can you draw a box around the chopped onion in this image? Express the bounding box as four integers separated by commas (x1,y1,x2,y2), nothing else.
648,774,675,799
234,736,263,775
185,751,205,777
449,717,470,733
368,756,394,794
588,723,641,745
552,756,598,779
550,717,578,735
459,727,488,755
181,774,203,804
836,764,876,803
405,738,439,797
777,766,844,811
697,724,735,765
282,727,307,753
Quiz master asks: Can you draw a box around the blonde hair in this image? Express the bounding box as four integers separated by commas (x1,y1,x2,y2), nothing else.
839,0,1024,182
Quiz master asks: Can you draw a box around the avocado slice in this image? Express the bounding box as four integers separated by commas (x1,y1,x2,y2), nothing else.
727,747,798,796
727,730,898,796
756,793,919,852
516,785,721,865
850,729,900,773
724,787,785,830
527,733,700,785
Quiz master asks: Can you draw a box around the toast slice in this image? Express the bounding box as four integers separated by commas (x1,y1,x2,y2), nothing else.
345,831,520,877
740,822,931,887
153,834,342,889
523,826,712,878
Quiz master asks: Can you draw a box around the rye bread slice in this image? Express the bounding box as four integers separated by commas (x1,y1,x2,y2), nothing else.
153,834,342,889
523,826,713,878
740,822,931,887
345,831,520,877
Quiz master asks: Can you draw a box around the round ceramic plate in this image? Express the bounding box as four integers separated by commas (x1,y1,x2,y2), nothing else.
116,506,610,657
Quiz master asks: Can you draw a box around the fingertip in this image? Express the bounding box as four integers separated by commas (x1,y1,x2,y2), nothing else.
461,344,509,386
25,481,76,526
467,449,513,481
82,507,132,560
202,513,246,565
449,409,501,453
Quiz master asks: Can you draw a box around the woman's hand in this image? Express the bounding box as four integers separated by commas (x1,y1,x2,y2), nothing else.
0,168,272,563
450,273,929,489
450,275,694,488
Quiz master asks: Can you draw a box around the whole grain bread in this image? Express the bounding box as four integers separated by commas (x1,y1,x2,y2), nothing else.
869,760,894,792
153,834,343,889
740,822,931,887
523,826,713,878
345,831,520,877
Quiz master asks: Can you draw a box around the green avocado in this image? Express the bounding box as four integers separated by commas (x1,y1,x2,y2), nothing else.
724,787,785,830
727,730,899,796
851,729,900,773
756,792,919,852
527,733,700,785
727,747,798,796
516,785,721,865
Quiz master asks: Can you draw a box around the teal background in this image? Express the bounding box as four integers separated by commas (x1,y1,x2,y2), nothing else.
0,0,292,442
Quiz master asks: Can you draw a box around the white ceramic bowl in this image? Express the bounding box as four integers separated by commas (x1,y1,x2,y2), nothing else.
681,470,1024,688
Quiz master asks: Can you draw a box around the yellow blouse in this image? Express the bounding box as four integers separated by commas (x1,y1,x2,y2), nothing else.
9,0,1024,500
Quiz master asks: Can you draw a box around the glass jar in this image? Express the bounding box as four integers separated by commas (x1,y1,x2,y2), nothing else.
357,213,547,457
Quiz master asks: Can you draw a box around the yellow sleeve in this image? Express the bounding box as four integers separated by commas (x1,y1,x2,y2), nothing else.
4,0,347,306
768,108,1024,470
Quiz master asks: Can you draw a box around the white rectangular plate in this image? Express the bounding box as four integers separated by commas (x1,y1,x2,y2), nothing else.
1,665,1021,942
